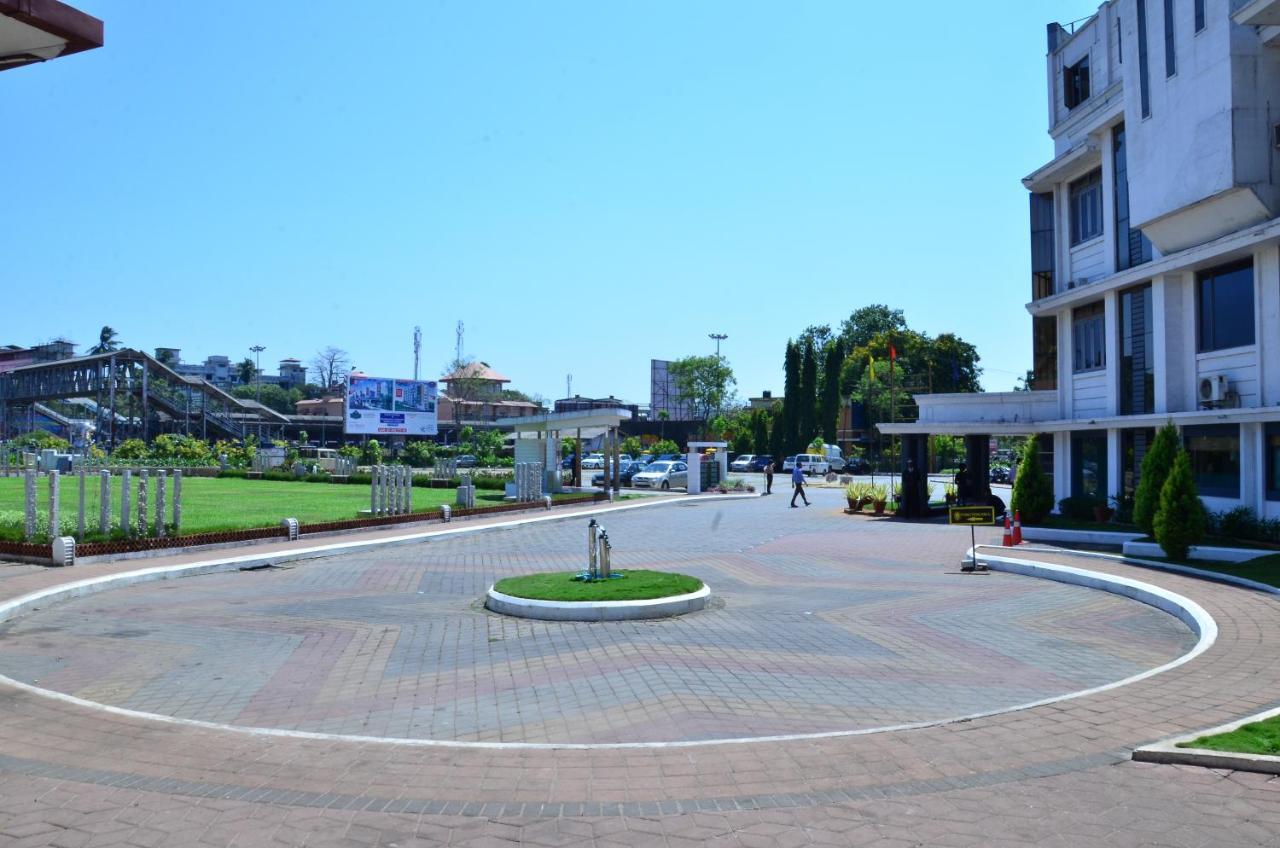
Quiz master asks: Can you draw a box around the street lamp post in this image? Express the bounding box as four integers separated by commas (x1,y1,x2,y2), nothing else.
250,345,265,440
708,333,727,357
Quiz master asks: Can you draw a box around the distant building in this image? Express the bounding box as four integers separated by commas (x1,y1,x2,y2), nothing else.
649,359,696,421
437,361,542,433
554,395,638,420
157,349,306,390
748,390,777,412
295,396,344,417
0,340,76,374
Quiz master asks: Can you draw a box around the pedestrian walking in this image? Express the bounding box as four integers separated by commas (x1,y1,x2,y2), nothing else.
790,462,810,508
764,460,774,495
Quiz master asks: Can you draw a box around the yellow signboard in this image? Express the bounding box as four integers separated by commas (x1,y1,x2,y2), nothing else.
948,506,996,526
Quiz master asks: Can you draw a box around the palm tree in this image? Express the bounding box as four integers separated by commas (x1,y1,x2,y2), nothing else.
88,326,120,355
236,357,257,386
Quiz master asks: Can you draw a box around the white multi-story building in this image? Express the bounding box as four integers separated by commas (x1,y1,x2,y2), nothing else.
885,0,1280,518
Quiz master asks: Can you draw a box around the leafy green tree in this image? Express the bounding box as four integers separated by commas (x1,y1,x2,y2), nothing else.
232,384,303,415
1154,449,1207,560
750,409,770,455
649,438,681,457
12,430,71,451
820,339,844,444
620,436,643,458
798,340,818,447
113,438,148,460
360,439,383,466
839,305,906,353
88,326,121,355
668,355,736,422
235,357,257,386
1011,435,1054,524
1134,423,1180,536
403,441,435,467
149,434,214,463
781,341,801,455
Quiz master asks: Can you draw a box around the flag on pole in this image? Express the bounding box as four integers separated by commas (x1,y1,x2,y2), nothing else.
889,344,897,361
867,355,875,380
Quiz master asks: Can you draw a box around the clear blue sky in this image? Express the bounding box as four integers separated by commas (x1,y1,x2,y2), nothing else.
4,1,1101,403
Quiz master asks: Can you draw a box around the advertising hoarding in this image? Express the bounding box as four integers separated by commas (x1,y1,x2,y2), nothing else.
345,375,438,435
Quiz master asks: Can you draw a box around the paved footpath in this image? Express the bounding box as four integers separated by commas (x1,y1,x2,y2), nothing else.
0,488,1276,846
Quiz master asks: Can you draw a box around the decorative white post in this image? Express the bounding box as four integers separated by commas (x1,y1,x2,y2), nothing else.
48,471,60,541
77,470,87,539
99,470,111,536
137,469,149,537
173,470,183,534
121,470,132,537
404,466,413,514
155,470,167,538
23,470,36,541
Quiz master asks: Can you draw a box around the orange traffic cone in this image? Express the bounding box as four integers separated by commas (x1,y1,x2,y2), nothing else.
1002,512,1013,547
1012,510,1023,545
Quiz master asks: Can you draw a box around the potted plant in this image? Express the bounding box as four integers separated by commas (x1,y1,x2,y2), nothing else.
872,485,888,515
1094,496,1116,523
844,482,860,511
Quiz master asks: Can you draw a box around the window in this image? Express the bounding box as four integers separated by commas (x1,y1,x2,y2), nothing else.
1121,428,1156,501
1064,55,1090,109
1164,0,1176,77
1268,424,1280,501
1184,424,1240,498
1069,169,1103,245
1195,0,1205,32
1030,192,1055,299
1071,432,1107,500
1113,124,1152,271
1137,0,1151,117
1119,284,1154,415
1117,17,1123,62
1197,261,1255,352
1033,316,1058,391
1073,301,1106,372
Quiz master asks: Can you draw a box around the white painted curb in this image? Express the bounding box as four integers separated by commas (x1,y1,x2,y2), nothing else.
1122,540,1273,563
485,584,710,621
1134,703,1280,774
1020,526,1142,546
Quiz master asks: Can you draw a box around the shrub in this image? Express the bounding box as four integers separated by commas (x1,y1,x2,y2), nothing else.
1153,449,1206,561
11,430,71,452
402,441,435,468
1010,435,1053,524
1057,495,1101,521
217,468,249,479
360,439,383,466
1134,422,1179,537
113,438,149,461
1216,506,1260,541
649,439,681,457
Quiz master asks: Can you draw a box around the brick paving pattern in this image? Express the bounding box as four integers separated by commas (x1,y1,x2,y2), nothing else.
0,487,1274,845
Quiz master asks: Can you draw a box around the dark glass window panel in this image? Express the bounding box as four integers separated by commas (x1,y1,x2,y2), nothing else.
1030,192,1056,299
1194,0,1204,32
1119,285,1154,414
1064,56,1091,109
1073,301,1106,373
1164,0,1176,77
1069,169,1103,245
1033,316,1058,390
1267,424,1280,501
1197,261,1255,352
1184,425,1241,499
1072,433,1108,500
1137,0,1151,117
1113,124,1152,270
1121,428,1155,500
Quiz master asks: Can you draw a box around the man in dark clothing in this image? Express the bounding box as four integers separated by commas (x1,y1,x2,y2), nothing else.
790,463,810,507
764,461,774,495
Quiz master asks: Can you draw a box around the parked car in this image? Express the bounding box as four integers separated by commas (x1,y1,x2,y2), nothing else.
636,454,655,465
581,453,605,469
618,454,633,464
560,453,576,469
748,455,774,472
729,454,756,472
591,461,647,487
655,453,681,463
989,466,1010,484
456,454,478,468
631,460,688,490
843,457,872,475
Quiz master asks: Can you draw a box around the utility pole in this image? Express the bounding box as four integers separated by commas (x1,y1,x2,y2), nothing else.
566,373,573,398
413,326,421,381
250,344,266,442
709,333,728,357
455,321,465,364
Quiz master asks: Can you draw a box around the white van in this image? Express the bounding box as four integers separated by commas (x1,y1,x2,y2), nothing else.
783,453,833,475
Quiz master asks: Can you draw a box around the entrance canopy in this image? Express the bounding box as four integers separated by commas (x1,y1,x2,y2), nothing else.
496,408,632,437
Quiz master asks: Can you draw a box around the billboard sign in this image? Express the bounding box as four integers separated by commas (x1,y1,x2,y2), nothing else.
345,376,438,435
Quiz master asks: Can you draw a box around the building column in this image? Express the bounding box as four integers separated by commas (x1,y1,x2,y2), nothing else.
963,435,991,505
1106,428,1122,502
686,446,701,495
1242,422,1263,513
1053,432,1071,507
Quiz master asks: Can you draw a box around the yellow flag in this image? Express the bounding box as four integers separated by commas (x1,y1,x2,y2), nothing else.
868,355,875,381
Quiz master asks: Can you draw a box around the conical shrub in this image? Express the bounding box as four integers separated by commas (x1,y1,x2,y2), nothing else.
1010,435,1053,524
1134,423,1179,536
1153,449,1206,561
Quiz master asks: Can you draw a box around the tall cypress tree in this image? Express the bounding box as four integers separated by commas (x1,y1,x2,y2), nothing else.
820,339,844,444
782,340,802,456
799,340,818,451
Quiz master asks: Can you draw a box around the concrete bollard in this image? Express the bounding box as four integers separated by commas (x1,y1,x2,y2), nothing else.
51,536,75,566
587,518,599,579
98,470,111,536
77,470,86,539
441,504,451,522
405,466,413,514
281,517,299,541
121,470,132,537
137,469,149,537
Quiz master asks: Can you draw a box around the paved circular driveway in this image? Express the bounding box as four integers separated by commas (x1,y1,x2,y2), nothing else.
0,492,1193,744
0,490,1278,846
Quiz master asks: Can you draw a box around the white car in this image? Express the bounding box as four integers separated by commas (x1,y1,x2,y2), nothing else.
729,454,756,472
631,460,688,490
581,453,605,469
782,453,832,475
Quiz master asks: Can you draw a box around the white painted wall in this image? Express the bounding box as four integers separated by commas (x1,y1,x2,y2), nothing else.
1068,238,1109,284
1196,348,1259,408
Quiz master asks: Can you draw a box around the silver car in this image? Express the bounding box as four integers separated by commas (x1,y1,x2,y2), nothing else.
631,460,688,490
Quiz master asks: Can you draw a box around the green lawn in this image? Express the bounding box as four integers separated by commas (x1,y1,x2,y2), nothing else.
0,476,574,541
1130,552,1280,589
493,570,703,602
1179,715,1280,756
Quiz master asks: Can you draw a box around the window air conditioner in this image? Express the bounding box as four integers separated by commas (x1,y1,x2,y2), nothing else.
1198,375,1228,404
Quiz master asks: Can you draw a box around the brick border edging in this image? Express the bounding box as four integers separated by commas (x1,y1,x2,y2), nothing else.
1132,703,1280,775
484,583,711,621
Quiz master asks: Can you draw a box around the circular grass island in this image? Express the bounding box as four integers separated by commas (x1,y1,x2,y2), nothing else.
485,570,711,621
